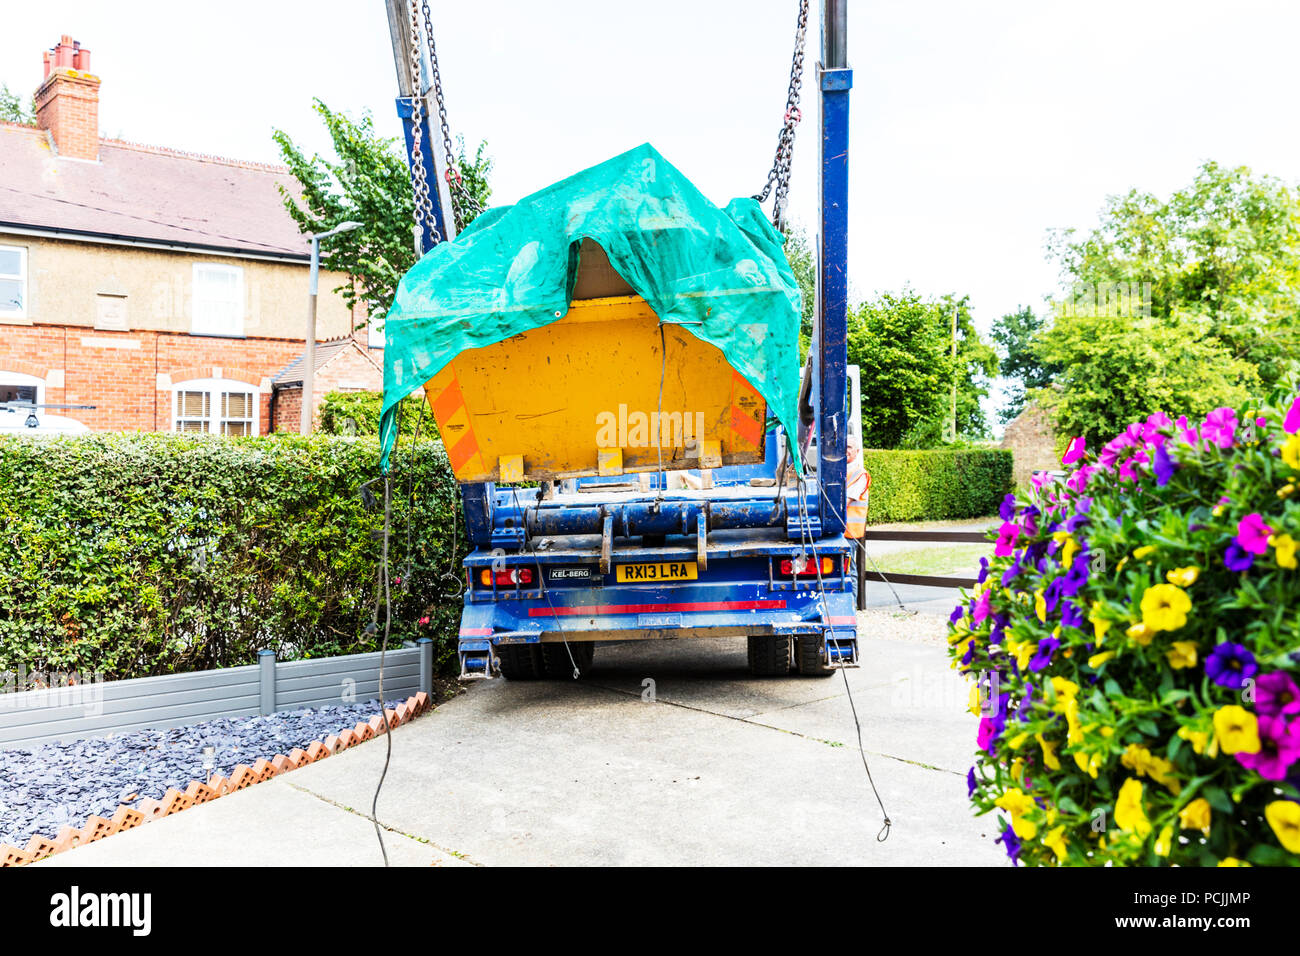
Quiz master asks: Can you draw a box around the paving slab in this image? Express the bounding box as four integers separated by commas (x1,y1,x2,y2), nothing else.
46,636,1005,867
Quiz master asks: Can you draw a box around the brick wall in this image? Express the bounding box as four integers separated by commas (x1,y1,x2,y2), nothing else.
1000,401,1060,488
35,68,100,162
0,325,304,433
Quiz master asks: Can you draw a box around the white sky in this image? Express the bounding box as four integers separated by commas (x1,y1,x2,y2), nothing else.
5,1,1299,423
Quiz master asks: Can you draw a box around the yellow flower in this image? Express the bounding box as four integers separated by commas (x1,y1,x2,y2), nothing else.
1034,590,1047,623
1217,857,1250,867
1213,705,1261,755
1154,824,1174,857
1177,725,1213,756
1073,749,1101,778
1266,801,1300,854
1178,797,1211,835
1089,600,1111,641
1052,532,1080,569
1088,650,1115,668
1166,641,1198,669
1274,533,1298,570
1115,778,1152,836
1006,640,1033,671
1007,731,1030,750
1010,757,1025,783
1036,733,1061,770
1042,825,1068,863
1120,744,1179,792
994,788,1038,839
1126,622,1154,646
1166,566,1199,587
1140,583,1192,632
968,684,981,716
1050,676,1079,704
1283,433,1300,471
1280,483,1296,499
1133,545,1156,560
1065,697,1083,746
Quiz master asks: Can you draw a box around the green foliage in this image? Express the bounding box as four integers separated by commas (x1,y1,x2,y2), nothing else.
272,99,493,334
784,228,815,359
0,83,35,125
1040,160,1300,440
1033,312,1257,448
848,289,997,448
860,448,1012,523
948,388,1300,867
0,434,467,684
317,390,432,439
992,305,1060,423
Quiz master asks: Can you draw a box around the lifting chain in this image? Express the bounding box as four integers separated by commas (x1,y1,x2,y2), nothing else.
753,0,809,235
405,0,440,252
419,0,483,233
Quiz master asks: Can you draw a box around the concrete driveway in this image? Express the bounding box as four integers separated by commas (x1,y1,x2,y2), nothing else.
48,634,1005,867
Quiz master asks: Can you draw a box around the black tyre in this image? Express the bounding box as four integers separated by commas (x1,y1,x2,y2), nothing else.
795,635,837,677
747,634,791,676
496,642,545,680
542,640,595,679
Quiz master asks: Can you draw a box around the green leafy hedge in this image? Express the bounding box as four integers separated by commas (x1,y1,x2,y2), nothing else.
318,390,431,438
0,434,466,685
861,448,1013,523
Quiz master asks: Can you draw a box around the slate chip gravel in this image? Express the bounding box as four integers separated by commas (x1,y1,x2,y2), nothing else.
0,700,404,850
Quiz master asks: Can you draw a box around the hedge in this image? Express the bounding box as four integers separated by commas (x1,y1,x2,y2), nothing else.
0,433,466,686
861,448,1013,524
318,390,431,438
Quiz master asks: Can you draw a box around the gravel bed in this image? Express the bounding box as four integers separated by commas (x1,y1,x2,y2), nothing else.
856,606,950,647
0,699,405,850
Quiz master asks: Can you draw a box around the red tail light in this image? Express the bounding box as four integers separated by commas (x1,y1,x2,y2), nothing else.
780,555,834,576
479,568,534,587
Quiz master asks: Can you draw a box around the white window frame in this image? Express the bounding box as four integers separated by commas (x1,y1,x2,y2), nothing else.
171,378,259,436
0,370,44,407
191,263,245,337
0,245,28,319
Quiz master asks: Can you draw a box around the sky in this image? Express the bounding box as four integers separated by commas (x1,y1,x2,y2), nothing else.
4,0,1300,427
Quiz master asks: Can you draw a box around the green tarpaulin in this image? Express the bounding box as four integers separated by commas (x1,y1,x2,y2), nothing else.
379,143,802,472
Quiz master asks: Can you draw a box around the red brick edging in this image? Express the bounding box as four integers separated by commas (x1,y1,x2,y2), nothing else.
0,691,431,867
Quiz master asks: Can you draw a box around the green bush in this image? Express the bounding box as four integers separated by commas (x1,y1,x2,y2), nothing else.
0,433,466,684
318,390,432,438
861,448,1012,524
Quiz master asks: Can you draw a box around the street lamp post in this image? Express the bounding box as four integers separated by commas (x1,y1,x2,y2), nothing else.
302,221,362,434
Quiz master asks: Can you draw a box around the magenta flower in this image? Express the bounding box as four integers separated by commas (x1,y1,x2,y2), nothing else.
1234,715,1300,781
1256,672,1300,718
1175,414,1198,445
994,521,1022,557
1142,411,1172,446
1061,436,1086,466
972,589,992,624
1118,448,1149,482
1285,393,1300,434
1201,407,1238,449
1236,513,1274,555
977,717,998,752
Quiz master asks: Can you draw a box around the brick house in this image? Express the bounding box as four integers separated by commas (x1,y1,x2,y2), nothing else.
0,35,383,435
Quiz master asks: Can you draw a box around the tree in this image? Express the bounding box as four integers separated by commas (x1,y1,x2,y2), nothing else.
272,99,492,332
847,288,996,448
1032,311,1257,447
1047,160,1300,390
991,305,1060,423
0,83,35,125
783,227,815,356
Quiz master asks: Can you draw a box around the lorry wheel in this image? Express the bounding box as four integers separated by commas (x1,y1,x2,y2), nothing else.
795,636,837,677
496,643,545,680
747,635,790,676
541,641,595,679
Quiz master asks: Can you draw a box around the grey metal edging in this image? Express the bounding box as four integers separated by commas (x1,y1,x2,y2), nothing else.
1,643,434,750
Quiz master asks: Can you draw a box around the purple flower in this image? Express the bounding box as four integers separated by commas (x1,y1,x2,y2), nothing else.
996,823,1022,866
1283,392,1300,434
1236,513,1273,555
1017,683,1034,721
1153,442,1175,486
1256,672,1300,718
999,493,1017,522
1235,715,1300,781
967,767,977,797
1059,554,1090,598
1001,553,1023,587
1060,600,1084,630
949,603,966,624
1028,637,1059,672
1061,436,1086,465
977,556,990,585
1224,541,1255,572
994,522,1022,557
1202,407,1238,449
1205,642,1258,689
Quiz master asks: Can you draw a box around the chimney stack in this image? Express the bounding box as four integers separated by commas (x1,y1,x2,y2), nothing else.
35,35,100,161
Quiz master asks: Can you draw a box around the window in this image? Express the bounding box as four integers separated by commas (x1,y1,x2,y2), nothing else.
0,245,27,318
367,317,385,349
191,264,244,336
0,371,43,407
172,379,258,435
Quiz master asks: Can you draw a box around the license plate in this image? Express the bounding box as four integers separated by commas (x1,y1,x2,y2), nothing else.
616,561,698,583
